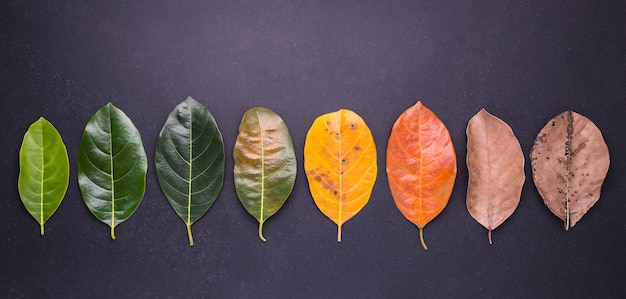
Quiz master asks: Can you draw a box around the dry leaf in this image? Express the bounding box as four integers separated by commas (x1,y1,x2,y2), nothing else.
386,101,456,250
466,109,524,244
530,111,610,230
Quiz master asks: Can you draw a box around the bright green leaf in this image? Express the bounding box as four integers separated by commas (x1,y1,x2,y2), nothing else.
155,97,225,246
233,107,296,242
78,103,148,239
18,117,70,235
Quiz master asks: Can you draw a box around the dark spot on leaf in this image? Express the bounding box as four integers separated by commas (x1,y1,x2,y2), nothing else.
354,146,361,151
333,190,338,195
551,121,556,126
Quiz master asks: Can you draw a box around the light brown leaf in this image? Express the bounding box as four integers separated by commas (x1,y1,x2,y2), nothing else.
530,111,610,230
466,109,524,244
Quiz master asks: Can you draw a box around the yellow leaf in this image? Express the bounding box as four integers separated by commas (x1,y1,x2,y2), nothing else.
304,109,377,242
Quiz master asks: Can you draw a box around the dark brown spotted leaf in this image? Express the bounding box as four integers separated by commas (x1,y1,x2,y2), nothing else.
530,111,610,230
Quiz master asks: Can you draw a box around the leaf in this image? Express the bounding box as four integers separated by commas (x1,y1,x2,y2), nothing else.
386,101,456,250
530,111,610,230
18,117,70,235
466,109,525,244
233,107,296,242
304,109,377,242
78,103,148,239
155,97,224,246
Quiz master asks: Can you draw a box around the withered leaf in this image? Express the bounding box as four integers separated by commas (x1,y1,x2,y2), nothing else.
466,109,524,244
530,111,610,230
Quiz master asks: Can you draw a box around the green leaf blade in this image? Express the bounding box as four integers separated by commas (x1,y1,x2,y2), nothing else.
18,117,70,235
78,103,148,239
155,97,225,246
233,107,296,242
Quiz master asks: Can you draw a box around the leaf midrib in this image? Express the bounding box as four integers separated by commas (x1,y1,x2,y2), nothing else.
188,109,193,226
109,106,116,238
39,119,45,232
257,110,265,225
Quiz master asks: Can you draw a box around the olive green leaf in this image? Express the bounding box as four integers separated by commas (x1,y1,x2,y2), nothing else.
233,107,296,242
155,97,225,246
78,103,148,239
18,117,70,235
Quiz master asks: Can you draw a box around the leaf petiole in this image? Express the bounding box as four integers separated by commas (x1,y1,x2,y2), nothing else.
259,222,267,242
187,224,194,246
419,227,428,250
337,224,342,243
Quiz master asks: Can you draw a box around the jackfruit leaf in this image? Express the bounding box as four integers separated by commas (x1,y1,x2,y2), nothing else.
233,107,296,242
466,109,524,244
530,111,609,230
304,109,377,242
18,117,70,235
78,103,147,239
386,101,457,250
155,97,225,246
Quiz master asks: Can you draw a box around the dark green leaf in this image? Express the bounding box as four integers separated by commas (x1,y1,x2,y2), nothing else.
155,97,225,246
78,103,148,239
18,117,70,235
233,107,296,242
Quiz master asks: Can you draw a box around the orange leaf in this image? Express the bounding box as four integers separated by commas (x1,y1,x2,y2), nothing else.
386,101,457,250
304,109,377,242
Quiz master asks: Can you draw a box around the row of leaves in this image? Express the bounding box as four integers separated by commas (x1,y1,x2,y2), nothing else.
18,98,610,249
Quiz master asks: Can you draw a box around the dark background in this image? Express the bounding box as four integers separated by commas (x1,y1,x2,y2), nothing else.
1,1,625,297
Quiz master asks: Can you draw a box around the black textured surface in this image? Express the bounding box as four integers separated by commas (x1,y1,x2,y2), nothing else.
1,1,625,297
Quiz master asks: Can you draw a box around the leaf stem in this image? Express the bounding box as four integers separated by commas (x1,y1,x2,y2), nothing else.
337,224,342,242
419,227,428,250
259,222,267,242
488,230,492,245
187,223,194,246
40,223,44,236
111,226,116,240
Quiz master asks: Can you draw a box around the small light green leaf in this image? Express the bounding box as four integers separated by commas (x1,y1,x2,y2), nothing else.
18,117,70,235
233,107,296,242
78,103,148,239
155,97,225,246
